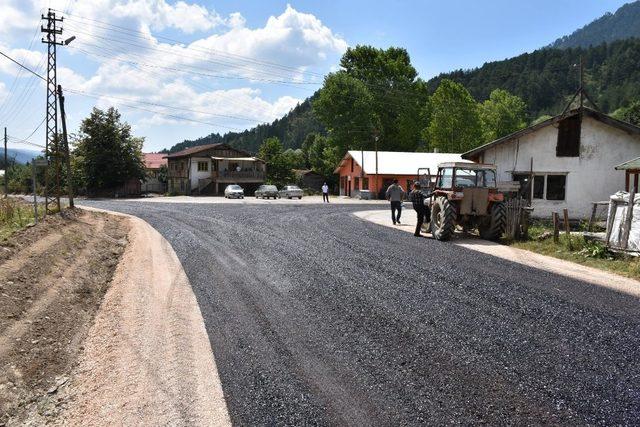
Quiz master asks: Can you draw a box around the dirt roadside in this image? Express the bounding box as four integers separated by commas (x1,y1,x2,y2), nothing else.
0,209,128,426
1,206,231,426
60,207,231,426
354,209,640,298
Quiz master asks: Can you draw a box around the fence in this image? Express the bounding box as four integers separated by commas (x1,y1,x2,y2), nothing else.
504,197,532,240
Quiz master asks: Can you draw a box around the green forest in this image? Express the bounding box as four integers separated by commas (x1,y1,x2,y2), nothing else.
163,1,640,185
169,37,640,159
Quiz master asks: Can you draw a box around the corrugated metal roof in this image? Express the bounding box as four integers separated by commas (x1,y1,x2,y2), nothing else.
615,156,640,170
337,151,469,175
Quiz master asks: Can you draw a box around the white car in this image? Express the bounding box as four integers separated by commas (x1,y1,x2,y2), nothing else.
224,184,244,199
279,185,303,199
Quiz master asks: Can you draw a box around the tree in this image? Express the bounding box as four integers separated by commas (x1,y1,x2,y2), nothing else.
258,137,296,187
612,100,640,126
424,79,483,153
531,114,553,126
73,107,145,195
313,72,377,154
479,89,528,142
306,134,340,186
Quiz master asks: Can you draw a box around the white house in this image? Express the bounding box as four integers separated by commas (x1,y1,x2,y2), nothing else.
463,107,640,219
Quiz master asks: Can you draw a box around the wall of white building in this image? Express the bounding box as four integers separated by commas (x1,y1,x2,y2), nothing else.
189,157,212,189
480,116,640,219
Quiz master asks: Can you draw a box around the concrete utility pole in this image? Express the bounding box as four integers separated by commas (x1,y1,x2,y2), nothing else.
3,127,7,198
58,85,74,208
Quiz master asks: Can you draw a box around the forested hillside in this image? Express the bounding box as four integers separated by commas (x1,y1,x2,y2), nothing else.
165,3,640,155
164,97,323,154
427,38,640,118
550,1,640,49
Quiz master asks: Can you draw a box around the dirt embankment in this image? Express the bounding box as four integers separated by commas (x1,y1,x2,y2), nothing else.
0,210,128,426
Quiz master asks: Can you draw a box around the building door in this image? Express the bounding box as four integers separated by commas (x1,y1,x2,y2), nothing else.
380,178,394,199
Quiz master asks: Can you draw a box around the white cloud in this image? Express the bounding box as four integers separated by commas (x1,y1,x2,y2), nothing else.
1,1,347,149
110,0,224,34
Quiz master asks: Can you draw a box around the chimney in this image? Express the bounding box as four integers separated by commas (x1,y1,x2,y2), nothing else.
433,148,439,153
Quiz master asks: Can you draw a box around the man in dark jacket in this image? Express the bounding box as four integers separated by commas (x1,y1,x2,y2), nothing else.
410,182,430,237
385,179,405,225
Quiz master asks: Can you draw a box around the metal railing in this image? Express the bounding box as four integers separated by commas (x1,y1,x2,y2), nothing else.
215,170,265,180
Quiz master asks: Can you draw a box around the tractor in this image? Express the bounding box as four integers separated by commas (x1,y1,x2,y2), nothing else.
426,162,507,241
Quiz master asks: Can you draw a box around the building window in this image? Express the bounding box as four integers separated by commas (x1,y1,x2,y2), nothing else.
354,177,360,190
351,158,354,173
546,175,566,200
362,177,369,190
557,115,581,157
197,161,208,172
533,175,544,199
513,173,566,201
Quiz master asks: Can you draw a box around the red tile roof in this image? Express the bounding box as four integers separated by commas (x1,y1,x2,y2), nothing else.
143,153,167,169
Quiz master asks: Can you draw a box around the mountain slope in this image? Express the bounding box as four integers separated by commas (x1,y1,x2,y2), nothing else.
427,38,640,118
164,97,323,154
551,1,640,49
1,148,41,165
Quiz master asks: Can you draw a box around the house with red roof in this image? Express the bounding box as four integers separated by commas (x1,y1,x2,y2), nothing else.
142,153,168,193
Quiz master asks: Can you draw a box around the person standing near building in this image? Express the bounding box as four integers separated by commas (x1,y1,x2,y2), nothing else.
322,182,330,203
385,179,405,225
410,182,430,237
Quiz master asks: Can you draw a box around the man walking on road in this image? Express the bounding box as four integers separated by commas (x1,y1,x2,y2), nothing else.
385,179,405,225
322,182,330,203
410,182,430,237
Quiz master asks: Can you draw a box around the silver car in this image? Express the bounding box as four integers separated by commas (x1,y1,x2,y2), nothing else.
279,185,303,199
255,184,279,199
224,184,244,199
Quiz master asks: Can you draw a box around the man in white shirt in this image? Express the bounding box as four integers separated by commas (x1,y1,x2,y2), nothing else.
322,182,329,203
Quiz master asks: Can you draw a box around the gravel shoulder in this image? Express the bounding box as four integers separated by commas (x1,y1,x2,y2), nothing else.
59,207,230,426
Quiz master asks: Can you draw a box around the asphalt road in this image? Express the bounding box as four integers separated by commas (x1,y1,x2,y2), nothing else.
80,200,640,425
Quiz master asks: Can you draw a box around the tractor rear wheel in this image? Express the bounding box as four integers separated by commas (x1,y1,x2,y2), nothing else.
430,196,455,241
479,202,506,241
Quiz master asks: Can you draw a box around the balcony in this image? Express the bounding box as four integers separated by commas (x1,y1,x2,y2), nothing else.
214,170,265,181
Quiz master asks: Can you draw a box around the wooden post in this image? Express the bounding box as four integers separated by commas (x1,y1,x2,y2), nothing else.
563,208,572,250
553,212,560,243
605,201,618,246
621,188,636,250
588,202,598,232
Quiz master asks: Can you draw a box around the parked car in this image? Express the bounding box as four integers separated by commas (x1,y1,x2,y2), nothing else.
255,184,279,199
224,184,244,199
279,185,303,199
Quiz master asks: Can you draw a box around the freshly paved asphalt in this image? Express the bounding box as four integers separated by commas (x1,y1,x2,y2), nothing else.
80,200,640,425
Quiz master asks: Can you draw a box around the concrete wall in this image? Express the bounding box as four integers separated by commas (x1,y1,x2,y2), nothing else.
480,116,640,218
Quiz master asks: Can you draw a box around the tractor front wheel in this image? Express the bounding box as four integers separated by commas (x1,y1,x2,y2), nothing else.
479,202,507,241
430,196,455,241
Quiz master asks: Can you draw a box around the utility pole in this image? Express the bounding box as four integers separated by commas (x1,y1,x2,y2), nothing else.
57,85,74,208
579,56,584,109
41,9,63,213
3,127,7,198
374,133,379,199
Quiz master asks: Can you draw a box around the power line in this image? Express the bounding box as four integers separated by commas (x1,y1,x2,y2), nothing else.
0,50,46,81
57,10,328,79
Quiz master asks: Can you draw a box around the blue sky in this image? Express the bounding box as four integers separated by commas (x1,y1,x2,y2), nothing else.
0,0,630,153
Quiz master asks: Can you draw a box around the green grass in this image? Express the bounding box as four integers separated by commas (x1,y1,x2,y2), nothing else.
0,198,47,241
510,223,640,280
